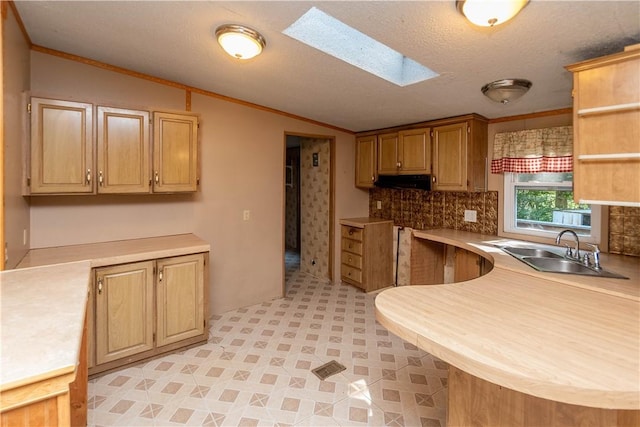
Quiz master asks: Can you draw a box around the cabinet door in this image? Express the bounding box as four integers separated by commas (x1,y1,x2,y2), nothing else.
377,132,400,175
355,135,377,188
156,254,205,347
30,98,94,194
571,54,640,205
95,261,154,365
153,112,198,192
398,128,430,174
97,107,150,194
433,122,468,191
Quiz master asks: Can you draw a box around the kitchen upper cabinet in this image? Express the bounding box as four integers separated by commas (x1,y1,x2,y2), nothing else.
566,45,640,206
432,116,488,192
377,128,430,175
156,254,205,347
355,135,377,188
27,97,199,196
153,112,199,193
29,97,94,194
94,261,155,365
97,106,150,194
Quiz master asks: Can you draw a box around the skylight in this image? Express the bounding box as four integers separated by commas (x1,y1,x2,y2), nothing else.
283,7,438,87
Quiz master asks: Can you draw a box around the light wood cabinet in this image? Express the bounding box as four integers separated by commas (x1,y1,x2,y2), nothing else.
95,261,155,365
432,116,488,192
153,112,199,193
27,97,199,195
90,252,208,376
340,218,393,292
355,135,377,188
97,106,150,194
156,254,205,347
377,128,430,175
29,97,94,194
566,45,640,206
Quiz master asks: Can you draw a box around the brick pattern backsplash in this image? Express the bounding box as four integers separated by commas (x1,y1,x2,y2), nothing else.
369,188,498,235
609,206,640,257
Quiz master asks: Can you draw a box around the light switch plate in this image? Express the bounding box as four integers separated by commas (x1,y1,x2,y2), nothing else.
243,210,250,221
464,209,477,223
376,200,382,209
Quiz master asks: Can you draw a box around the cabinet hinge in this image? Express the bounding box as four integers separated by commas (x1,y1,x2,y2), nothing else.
197,178,200,186
26,177,31,187
27,103,31,114
153,266,156,275
153,332,156,342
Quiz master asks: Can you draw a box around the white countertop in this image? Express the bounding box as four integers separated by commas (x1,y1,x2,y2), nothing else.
0,261,91,391
375,229,640,409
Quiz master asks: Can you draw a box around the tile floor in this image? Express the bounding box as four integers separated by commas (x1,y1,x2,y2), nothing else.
88,251,448,426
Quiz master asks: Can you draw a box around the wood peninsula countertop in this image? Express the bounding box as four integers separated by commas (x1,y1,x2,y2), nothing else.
375,229,640,410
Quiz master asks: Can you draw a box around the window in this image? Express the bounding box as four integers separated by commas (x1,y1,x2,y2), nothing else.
504,172,601,243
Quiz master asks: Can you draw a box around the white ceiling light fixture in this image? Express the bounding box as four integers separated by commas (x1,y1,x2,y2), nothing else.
457,0,529,27
482,79,532,104
216,24,266,60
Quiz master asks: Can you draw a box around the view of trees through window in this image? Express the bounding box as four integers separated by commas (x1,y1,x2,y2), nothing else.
513,173,592,235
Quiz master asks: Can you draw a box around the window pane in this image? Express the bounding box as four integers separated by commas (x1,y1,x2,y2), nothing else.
516,172,573,183
515,186,592,236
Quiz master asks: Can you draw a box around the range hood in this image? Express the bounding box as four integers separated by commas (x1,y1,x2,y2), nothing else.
374,174,431,190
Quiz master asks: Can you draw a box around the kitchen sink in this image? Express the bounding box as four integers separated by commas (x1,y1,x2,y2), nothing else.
499,246,628,279
501,246,563,259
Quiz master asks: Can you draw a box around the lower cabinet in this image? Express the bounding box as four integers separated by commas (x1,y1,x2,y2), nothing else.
89,253,207,376
410,237,491,285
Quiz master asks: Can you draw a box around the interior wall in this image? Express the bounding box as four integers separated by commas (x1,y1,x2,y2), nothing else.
300,137,331,279
27,51,368,314
3,6,31,269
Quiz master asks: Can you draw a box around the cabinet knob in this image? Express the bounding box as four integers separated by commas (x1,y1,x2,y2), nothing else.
432,175,437,183
348,257,352,263
348,229,354,235
97,279,103,295
99,170,104,186
154,171,159,184
371,175,375,182
396,161,402,168
86,169,92,184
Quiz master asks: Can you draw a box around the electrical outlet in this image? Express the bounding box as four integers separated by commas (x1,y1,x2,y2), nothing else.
464,209,477,223
376,200,382,209
243,210,250,221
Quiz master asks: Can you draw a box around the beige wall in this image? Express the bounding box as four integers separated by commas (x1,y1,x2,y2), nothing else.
3,7,31,269
27,51,368,314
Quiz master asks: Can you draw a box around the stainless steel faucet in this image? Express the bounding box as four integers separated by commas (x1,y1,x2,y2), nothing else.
555,229,580,260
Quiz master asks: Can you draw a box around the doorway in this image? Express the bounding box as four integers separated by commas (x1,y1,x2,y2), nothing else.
284,133,334,293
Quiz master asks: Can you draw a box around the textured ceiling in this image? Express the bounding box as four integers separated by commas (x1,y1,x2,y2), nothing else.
13,1,640,132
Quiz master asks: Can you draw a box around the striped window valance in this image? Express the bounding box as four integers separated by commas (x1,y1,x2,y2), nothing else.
491,126,573,174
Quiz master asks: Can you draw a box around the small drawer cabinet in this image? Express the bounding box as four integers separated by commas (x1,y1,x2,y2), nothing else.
340,218,393,292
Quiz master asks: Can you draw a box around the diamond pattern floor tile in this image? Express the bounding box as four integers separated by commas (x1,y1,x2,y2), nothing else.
88,250,448,426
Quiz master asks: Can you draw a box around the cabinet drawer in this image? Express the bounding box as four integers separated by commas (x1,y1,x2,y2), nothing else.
342,238,363,255
341,226,363,241
341,251,362,269
341,264,363,284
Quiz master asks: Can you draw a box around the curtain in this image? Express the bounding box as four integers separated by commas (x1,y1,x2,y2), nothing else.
491,126,573,174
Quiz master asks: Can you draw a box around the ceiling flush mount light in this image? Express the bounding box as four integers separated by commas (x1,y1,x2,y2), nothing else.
216,24,266,60
456,0,529,27
482,79,532,104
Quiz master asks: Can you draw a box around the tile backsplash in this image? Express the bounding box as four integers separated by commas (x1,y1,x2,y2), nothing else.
369,187,498,235
609,206,640,257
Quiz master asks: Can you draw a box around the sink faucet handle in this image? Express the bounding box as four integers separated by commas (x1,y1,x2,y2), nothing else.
564,244,573,258
587,244,602,270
